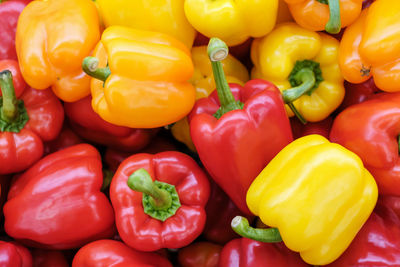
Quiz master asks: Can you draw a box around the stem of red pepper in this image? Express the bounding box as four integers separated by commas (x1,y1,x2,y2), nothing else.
208,38,243,119
127,168,181,222
101,169,114,191
231,216,282,243
326,0,341,34
82,57,111,82
0,70,17,123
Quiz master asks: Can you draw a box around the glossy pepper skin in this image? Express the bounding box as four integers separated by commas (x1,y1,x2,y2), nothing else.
85,26,195,128
72,239,172,267
4,144,115,249
16,0,100,102
43,124,83,155
171,45,249,152
95,0,195,49
0,0,26,60
178,242,222,267
110,151,210,251
219,238,308,267
251,23,344,123
330,93,400,196
327,203,400,266
339,0,400,92
189,74,293,214
0,61,64,175
246,135,378,265
0,241,32,267
65,96,157,152
184,0,278,46
285,0,362,34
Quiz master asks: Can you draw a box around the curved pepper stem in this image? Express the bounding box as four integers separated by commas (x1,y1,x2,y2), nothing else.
208,37,243,119
101,169,114,191
325,0,341,34
127,168,181,221
231,216,282,243
0,70,17,123
82,57,111,82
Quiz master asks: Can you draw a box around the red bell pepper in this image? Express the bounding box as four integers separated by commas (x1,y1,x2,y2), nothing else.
290,116,333,140
0,0,26,60
32,249,68,267
43,123,83,155
110,151,210,251
72,239,172,267
188,38,292,214
379,195,400,220
178,242,222,267
203,179,254,245
4,144,115,249
337,79,380,112
219,238,308,267
0,61,64,174
330,93,400,195
64,95,157,152
104,133,178,172
0,241,32,267
327,203,400,266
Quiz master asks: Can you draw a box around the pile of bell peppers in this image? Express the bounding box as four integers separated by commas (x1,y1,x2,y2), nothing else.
1,0,400,265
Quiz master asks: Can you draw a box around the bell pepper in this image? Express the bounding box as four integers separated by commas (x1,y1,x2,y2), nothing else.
0,241,32,267
285,0,362,34
339,0,400,92
4,144,115,249
219,238,308,267
171,45,249,152
110,151,210,251
189,38,293,214
184,0,278,46
330,92,400,196
15,0,100,102
327,203,400,266
72,239,172,267
0,61,64,175
203,179,254,245
337,78,380,112
95,0,195,49
178,242,222,267
379,195,400,220
251,23,344,124
83,26,196,128
290,116,333,139
65,95,157,152
43,124,83,156
238,134,377,265
32,249,68,267
0,0,26,60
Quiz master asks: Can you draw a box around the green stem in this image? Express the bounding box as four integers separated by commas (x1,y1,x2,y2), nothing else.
0,70,17,123
208,38,243,119
82,57,111,82
101,169,114,191
127,168,172,210
325,0,341,34
231,216,282,243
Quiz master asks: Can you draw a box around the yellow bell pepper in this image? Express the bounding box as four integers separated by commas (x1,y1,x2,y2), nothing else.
251,23,344,123
16,0,100,102
95,0,195,49
184,0,278,46
232,135,378,265
82,26,196,128
171,45,249,151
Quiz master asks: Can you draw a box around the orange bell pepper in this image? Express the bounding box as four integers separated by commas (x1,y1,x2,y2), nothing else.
285,0,362,34
16,0,100,102
83,26,195,128
339,0,400,92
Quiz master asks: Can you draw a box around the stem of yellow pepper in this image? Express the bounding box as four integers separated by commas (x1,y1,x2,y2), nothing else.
0,70,17,123
325,0,341,34
82,57,111,82
231,216,282,242
208,38,243,119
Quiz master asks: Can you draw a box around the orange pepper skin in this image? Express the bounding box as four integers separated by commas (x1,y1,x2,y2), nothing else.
90,26,195,129
16,0,100,102
286,0,362,32
339,0,400,92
